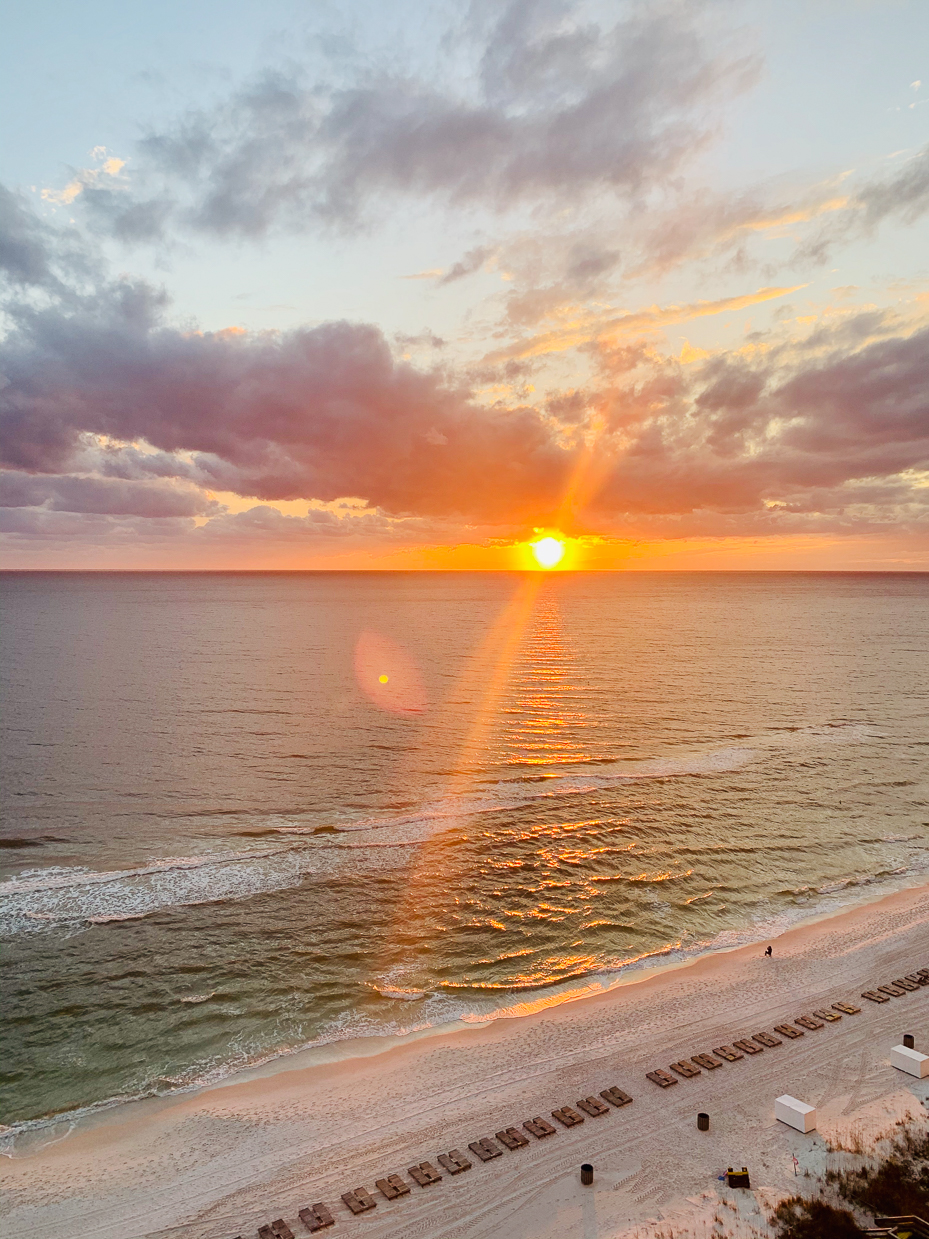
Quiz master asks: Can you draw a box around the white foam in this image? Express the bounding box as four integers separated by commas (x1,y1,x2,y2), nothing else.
0,723,890,938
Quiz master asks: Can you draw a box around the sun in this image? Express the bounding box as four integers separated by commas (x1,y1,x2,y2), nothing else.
530,536,566,569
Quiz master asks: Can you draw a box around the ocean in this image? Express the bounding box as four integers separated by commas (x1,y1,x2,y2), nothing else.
1,571,928,1145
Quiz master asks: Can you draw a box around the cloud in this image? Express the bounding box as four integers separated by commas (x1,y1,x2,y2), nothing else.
0,471,218,517
400,268,445,280
855,144,929,229
70,0,757,241
438,245,495,285
0,262,571,524
0,185,100,292
41,147,125,207
3,190,928,552
483,284,806,363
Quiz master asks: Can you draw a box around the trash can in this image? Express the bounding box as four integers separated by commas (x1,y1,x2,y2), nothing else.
903,1034,915,1049
581,1163,594,1186
697,1112,709,1131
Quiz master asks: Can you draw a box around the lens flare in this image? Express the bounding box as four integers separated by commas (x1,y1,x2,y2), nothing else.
531,537,565,569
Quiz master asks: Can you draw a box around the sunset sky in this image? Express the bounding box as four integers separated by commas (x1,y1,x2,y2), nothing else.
1,0,928,570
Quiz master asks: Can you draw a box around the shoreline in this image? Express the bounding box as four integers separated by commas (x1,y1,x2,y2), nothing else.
3,877,929,1238
4,869,928,1153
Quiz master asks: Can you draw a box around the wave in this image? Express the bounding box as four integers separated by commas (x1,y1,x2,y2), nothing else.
0,723,879,938
3,856,925,1156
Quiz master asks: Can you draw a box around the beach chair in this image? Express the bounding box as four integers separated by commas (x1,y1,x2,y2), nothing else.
271,1220,295,1239
691,1053,722,1069
878,984,906,997
712,1045,744,1062
299,1204,334,1232
495,1127,529,1149
259,1227,275,1239
732,1039,763,1054
577,1096,609,1117
916,969,929,983
905,973,927,986
832,1001,861,1014
341,1189,376,1215
811,1008,840,1022
794,1015,824,1030
523,1117,557,1138
894,977,920,991
752,1032,782,1048
646,1069,678,1087
862,990,890,1003
437,1150,472,1174
600,1086,633,1106
468,1138,503,1162
774,1024,804,1039
552,1107,584,1127
407,1163,442,1187
670,1060,701,1078
375,1177,406,1200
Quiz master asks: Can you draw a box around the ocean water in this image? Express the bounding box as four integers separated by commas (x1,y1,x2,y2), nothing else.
1,571,928,1141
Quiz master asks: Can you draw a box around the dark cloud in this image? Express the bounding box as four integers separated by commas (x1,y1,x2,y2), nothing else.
854,145,929,230
0,508,194,538
0,265,571,524
438,245,495,285
586,316,929,520
75,1,756,241
0,471,217,517
628,142,929,279
0,186,99,293
3,179,929,549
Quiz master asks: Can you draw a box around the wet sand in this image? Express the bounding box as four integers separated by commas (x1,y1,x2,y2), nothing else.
3,881,928,1239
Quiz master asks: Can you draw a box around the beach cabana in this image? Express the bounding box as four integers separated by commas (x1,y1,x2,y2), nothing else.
775,1095,816,1133
890,1044,929,1078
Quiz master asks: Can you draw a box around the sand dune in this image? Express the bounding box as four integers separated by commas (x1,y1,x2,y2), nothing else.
3,882,928,1239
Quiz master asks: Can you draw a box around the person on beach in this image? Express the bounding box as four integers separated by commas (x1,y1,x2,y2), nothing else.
765,945,773,957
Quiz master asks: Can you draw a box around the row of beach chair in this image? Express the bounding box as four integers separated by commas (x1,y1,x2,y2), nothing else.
646,965,928,1088
861,968,929,1004
646,1001,862,1087
250,1085,633,1234
247,969,927,1233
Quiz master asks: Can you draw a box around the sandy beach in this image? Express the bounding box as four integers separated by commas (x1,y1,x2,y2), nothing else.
3,881,928,1239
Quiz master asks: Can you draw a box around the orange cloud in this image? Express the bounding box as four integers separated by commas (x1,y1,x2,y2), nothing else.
484,284,806,364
